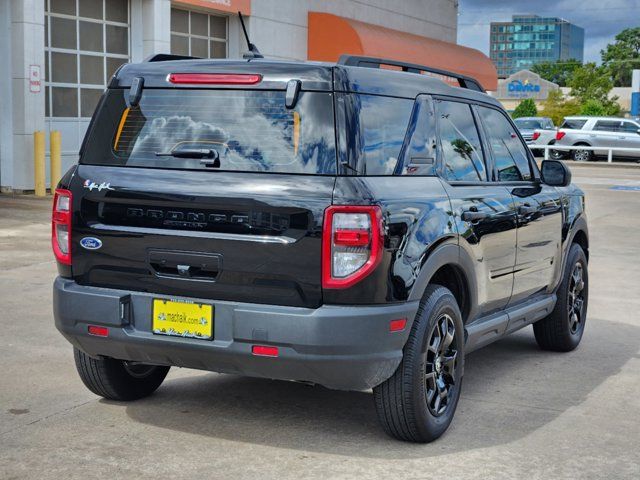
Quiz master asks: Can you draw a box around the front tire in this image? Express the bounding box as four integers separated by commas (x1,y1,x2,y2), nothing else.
74,348,170,401
534,243,588,351
373,285,464,442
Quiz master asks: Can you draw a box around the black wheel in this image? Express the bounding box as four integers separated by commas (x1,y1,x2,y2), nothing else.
373,285,464,442
534,243,588,352
74,348,170,401
572,147,592,162
549,148,565,160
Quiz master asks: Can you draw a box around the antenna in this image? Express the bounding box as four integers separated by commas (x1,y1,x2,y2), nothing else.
238,11,263,60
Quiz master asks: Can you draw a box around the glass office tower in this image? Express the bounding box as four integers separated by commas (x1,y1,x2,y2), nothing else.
490,15,584,78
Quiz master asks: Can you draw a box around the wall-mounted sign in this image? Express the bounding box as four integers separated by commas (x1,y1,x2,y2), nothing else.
507,79,540,96
29,65,41,93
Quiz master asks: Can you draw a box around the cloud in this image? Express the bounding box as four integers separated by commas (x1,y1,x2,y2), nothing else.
457,0,640,62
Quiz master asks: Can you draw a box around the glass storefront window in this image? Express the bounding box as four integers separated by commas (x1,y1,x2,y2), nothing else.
45,0,130,118
170,8,228,59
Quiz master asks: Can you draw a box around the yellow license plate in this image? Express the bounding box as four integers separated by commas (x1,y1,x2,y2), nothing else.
152,298,213,340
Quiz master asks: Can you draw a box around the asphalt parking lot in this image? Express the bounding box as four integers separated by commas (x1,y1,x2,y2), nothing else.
1,163,639,479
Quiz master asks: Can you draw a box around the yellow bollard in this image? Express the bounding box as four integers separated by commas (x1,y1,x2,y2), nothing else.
50,131,61,190
33,131,46,197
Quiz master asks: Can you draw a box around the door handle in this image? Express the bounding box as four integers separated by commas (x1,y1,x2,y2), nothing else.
461,210,488,222
518,204,537,215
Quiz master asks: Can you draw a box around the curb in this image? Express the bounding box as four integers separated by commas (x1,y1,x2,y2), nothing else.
562,161,640,170
534,158,640,170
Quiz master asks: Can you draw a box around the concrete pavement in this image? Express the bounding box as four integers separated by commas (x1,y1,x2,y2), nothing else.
1,166,639,479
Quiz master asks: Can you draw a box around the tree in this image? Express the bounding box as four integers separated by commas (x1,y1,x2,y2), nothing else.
568,63,621,116
580,99,607,116
601,27,640,87
530,59,582,87
540,89,581,126
512,98,538,118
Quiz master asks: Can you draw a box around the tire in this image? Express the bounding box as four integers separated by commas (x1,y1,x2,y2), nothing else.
533,243,588,352
549,148,565,160
74,348,170,401
373,285,464,442
572,147,593,162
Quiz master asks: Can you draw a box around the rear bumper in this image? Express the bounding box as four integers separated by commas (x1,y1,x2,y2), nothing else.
53,277,419,391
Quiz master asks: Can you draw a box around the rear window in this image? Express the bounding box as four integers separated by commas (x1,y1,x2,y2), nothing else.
514,119,543,130
561,119,587,130
81,88,337,174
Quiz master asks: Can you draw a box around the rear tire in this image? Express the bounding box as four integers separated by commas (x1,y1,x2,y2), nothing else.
533,243,588,352
549,148,565,160
572,147,593,162
74,348,170,401
373,285,464,442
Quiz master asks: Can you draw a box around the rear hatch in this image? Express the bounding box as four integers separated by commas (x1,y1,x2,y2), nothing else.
69,63,337,308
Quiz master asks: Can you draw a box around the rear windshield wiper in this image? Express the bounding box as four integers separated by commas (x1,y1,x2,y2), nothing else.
156,148,216,159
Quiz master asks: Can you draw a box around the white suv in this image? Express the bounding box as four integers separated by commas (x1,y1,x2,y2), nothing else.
554,116,640,161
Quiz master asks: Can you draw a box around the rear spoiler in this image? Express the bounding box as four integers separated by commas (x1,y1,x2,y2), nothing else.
338,55,485,92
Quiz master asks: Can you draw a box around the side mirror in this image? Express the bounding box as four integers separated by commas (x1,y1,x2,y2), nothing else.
636,128,640,135
541,160,571,187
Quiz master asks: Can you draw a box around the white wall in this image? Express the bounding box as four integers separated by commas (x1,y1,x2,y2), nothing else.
1,0,46,192
0,1,14,191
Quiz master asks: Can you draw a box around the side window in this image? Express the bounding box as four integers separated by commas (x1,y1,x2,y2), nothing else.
478,106,532,182
621,122,640,133
435,100,486,182
594,120,620,132
352,94,414,175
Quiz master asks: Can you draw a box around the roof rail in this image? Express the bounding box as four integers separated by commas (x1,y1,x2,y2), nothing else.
144,53,201,62
337,55,485,92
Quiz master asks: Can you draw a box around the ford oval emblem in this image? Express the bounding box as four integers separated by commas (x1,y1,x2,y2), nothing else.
80,237,102,250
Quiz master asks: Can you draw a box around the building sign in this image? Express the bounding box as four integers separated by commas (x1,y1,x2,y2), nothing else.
173,0,250,15
29,65,41,93
507,79,540,96
492,69,559,101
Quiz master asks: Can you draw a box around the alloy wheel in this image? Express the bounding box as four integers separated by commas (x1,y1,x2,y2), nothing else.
425,313,458,416
574,150,590,162
567,262,586,334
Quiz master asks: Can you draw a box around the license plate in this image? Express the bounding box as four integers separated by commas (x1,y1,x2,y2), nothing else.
152,298,213,340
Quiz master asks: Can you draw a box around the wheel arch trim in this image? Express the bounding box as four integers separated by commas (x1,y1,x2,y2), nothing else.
408,243,479,324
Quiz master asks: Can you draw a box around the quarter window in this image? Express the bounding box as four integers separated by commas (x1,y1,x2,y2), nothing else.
350,94,414,175
435,100,486,182
560,119,587,129
478,107,532,182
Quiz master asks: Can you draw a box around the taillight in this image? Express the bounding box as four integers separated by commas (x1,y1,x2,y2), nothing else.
322,205,383,289
52,188,72,265
532,131,541,140
168,73,262,85
556,131,566,141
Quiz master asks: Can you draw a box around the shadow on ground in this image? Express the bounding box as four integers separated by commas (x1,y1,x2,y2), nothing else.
123,318,638,458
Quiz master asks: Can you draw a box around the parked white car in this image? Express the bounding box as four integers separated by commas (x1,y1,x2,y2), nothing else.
554,116,640,161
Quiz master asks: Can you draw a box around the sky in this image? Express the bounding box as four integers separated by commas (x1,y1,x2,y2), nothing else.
457,0,640,63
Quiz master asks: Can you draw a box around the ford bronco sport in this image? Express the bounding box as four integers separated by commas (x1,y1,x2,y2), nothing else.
53,54,589,443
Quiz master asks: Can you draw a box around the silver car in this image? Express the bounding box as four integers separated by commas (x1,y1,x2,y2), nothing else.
555,116,640,161
513,116,555,143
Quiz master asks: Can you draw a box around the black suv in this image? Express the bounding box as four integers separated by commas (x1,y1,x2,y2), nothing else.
52,55,589,443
